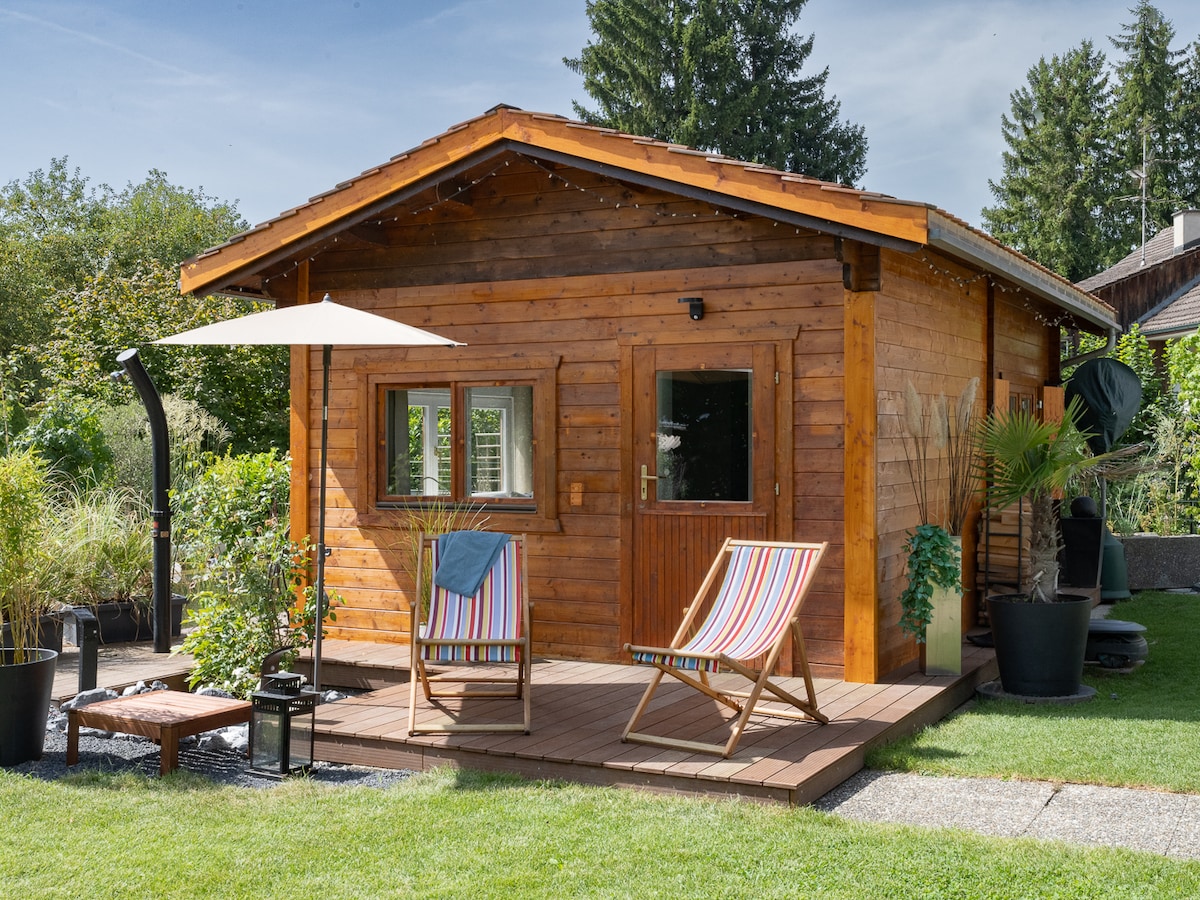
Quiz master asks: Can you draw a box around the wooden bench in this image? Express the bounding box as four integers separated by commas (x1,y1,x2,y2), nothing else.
67,691,252,776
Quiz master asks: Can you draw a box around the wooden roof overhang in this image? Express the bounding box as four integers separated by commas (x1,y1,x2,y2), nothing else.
178,105,1119,335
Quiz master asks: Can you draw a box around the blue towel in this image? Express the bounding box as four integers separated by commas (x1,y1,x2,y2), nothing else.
434,531,511,598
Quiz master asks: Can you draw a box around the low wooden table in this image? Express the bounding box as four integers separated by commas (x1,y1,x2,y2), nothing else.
67,691,252,776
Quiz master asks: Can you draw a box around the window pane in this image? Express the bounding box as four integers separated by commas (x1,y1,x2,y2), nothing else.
656,370,751,501
384,388,450,496
466,386,534,499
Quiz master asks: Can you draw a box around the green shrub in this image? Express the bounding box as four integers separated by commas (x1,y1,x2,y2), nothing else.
174,450,331,697
14,393,112,489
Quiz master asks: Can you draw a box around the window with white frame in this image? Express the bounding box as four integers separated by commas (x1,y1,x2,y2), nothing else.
381,383,535,504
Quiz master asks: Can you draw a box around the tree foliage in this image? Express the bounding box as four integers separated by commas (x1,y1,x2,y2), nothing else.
0,159,288,452
981,43,1114,281
984,3,1200,278
565,0,867,184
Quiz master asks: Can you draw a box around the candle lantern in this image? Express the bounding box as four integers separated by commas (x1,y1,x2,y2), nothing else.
249,673,318,777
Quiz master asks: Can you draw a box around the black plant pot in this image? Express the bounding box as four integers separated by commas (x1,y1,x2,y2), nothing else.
89,596,185,644
0,648,58,766
987,593,1092,697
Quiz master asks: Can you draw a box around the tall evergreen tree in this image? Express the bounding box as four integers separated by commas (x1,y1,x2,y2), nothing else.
565,0,867,184
981,42,1113,282
1170,39,1200,210
1107,0,1182,252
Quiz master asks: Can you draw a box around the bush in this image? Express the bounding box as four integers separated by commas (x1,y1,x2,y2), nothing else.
174,450,331,697
14,393,112,489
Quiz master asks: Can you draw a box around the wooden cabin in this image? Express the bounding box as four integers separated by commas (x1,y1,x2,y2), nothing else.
178,105,1119,683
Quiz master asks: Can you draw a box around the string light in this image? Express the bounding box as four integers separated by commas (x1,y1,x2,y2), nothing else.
259,165,1081,328
915,252,1081,329
263,153,741,286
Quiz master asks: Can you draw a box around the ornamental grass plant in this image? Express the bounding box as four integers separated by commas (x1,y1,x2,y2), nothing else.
897,378,979,641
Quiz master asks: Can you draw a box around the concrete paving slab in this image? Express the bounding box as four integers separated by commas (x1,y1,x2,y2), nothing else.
817,769,1200,861
814,770,1055,839
1027,783,1190,856
1166,794,1200,861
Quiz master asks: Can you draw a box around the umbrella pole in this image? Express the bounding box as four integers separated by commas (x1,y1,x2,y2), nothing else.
312,344,332,696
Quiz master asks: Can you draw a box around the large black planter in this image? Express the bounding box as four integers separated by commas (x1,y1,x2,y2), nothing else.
1,614,62,654
0,648,58,766
987,593,1092,697
90,596,185,644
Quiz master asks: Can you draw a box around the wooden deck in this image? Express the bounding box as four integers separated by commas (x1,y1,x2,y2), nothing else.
305,640,998,806
52,640,193,705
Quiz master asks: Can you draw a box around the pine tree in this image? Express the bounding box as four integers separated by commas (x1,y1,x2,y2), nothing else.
981,42,1113,282
565,0,867,185
1107,0,1182,253
1170,40,1200,210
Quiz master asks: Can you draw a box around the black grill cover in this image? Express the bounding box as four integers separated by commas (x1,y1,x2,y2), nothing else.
1065,359,1142,454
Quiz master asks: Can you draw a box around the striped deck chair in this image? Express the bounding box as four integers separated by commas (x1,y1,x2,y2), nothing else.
408,532,531,735
623,538,829,757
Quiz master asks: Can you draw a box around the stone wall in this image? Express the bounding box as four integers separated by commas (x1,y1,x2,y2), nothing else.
1121,535,1200,590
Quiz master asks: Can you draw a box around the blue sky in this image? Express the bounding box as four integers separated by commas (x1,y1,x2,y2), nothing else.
4,1,1200,230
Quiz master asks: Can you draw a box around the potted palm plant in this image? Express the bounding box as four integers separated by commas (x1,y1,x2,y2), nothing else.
898,379,979,675
979,397,1134,697
0,450,59,766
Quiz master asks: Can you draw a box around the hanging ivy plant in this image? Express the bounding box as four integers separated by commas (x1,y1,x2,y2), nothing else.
898,524,961,643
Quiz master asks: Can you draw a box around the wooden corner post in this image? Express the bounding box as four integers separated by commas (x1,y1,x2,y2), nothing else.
843,284,880,683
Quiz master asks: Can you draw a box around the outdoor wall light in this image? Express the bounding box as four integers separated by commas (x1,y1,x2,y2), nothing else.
679,297,704,320
248,672,318,778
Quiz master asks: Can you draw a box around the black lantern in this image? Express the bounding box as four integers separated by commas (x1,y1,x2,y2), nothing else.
249,673,318,777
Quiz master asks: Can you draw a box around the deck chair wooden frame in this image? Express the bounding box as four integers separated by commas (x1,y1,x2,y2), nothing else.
408,532,531,735
623,538,829,757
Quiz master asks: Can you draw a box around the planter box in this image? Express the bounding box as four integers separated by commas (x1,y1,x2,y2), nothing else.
65,596,186,645
1120,534,1200,590
1,614,63,654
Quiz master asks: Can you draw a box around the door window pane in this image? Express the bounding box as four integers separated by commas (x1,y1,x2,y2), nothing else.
656,370,751,501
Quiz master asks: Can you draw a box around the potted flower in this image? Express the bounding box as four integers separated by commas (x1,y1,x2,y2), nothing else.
898,379,979,675
0,450,59,766
978,397,1136,696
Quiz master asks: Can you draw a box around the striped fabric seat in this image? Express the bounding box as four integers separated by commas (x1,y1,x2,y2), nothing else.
623,538,828,757
632,544,821,673
422,538,524,663
409,532,532,735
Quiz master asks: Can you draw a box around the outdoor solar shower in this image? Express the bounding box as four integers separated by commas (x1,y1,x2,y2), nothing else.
114,348,172,654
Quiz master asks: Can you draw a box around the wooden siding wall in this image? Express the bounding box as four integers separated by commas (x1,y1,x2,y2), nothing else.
286,156,850,670
873,249,988,677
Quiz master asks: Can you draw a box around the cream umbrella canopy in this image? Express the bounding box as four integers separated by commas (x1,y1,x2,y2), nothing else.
157,294,463,693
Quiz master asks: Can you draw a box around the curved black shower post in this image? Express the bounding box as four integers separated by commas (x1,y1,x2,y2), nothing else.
116,348,172,653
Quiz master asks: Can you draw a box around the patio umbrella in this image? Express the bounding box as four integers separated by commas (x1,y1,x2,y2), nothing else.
157,294,463,693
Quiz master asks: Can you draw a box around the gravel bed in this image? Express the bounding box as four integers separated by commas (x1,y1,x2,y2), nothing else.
8,684,414,790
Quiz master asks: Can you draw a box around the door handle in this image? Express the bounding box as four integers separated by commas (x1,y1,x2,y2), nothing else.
640,464,658,501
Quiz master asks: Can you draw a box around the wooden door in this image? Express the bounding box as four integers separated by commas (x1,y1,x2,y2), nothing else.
631,342,779,648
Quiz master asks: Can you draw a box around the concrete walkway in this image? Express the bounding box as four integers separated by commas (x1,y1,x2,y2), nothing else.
816,770,1200,860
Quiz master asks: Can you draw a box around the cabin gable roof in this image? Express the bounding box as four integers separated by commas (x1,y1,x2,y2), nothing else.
180,105,1116,332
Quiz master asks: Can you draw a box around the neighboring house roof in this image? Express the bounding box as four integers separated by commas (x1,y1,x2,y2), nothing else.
180,105,1117,331
1077,221,1200,339
1141,281,1200,339
1077,227,1177,293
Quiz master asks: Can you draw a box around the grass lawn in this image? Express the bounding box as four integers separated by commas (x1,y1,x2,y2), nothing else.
5,591,1199,897
870,591,1200,792
1,766,1197,899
